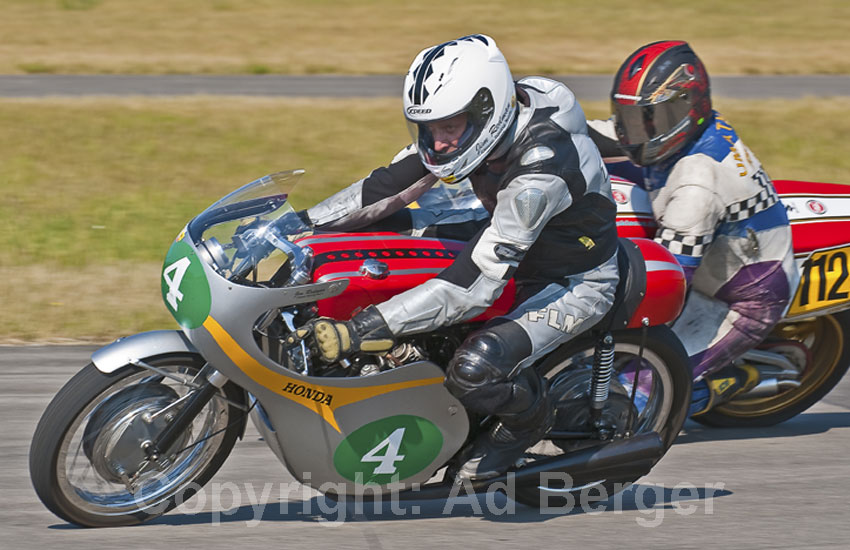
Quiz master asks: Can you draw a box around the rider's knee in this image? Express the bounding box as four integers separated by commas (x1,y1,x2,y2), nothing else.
445,323,533,415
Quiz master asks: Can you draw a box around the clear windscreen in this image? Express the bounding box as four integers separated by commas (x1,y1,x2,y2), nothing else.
187,170,313,287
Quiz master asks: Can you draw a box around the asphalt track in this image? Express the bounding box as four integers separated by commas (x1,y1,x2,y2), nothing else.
2,346,849,549
0,74,849,99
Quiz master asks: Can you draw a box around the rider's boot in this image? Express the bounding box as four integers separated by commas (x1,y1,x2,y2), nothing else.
690,363,760,416
455,379,554,482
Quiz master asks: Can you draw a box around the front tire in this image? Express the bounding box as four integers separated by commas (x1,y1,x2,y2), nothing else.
513,326,692,509
30,355,245,527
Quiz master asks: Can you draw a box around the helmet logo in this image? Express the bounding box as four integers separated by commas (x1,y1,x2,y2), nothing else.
407,34,490,105
406,107,432,115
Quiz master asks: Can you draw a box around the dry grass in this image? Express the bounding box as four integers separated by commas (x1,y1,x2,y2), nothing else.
0,262,173,342
1,1,849,75
0,97,408,267
2,95,849,341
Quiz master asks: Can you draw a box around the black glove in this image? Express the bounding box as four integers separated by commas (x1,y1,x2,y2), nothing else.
289,305,395,363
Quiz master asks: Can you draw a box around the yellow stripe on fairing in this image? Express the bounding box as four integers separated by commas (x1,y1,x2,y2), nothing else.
202,316,444,432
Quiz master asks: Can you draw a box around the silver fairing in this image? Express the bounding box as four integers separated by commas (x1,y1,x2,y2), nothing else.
182,256,468,493
160,171,469,494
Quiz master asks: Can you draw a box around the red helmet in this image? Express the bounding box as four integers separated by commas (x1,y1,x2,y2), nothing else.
611,41,711,166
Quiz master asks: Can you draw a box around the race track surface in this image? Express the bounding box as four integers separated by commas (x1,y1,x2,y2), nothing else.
1,75,849,99
2,346,849,549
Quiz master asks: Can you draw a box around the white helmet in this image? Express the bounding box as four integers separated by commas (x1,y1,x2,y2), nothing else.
403,34,517,183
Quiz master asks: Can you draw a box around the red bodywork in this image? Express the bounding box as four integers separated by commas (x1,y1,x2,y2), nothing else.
299,230,684,328
772,180,850,255
627,238,687,328
297,178,842,331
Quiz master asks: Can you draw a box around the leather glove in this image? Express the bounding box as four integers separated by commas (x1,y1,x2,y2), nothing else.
288,305,395,363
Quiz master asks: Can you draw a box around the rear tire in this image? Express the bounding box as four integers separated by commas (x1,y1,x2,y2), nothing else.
512,326,691,509
30,355,245,527
693,311,850,428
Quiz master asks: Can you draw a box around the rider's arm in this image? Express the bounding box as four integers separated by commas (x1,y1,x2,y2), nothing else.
586,118,645,185
587,118,625,158
305,145,437,231
654,156,726,283
374,171,575,335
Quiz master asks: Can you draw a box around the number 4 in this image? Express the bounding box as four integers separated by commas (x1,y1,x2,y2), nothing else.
163,257,192,311
361,428,406,474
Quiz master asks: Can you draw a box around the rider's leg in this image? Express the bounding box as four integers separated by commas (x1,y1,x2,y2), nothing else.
675,261,792,415
445,254,619,480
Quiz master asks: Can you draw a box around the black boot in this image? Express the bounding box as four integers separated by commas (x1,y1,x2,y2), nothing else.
456,378,554,481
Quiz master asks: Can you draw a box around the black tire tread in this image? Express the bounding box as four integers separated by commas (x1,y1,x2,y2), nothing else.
512,325,692,509
29,356,244,527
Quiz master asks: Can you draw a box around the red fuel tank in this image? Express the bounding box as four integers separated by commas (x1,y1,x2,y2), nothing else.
299,232,684,328
297,232,515,321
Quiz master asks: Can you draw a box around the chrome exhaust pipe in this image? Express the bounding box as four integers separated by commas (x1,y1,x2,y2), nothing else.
740,378,802,398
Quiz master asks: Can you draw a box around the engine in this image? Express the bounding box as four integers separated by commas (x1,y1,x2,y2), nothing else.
252,303,474,378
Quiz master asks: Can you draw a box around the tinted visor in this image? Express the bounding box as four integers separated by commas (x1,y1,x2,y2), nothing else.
613,93,692,146
406,87,494,167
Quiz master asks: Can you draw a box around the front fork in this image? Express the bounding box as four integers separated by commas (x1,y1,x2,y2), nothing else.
142,366,228,461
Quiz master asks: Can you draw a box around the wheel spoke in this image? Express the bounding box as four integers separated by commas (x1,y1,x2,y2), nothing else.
55,361,231,516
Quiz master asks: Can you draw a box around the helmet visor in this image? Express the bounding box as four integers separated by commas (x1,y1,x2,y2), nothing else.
612,93,693,147
406,87,495,167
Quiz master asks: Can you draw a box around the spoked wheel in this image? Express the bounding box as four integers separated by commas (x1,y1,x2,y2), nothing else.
693,311,850,428
513,326,691,509
29,355,246,527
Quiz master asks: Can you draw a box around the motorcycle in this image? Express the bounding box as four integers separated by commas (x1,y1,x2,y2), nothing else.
30,170,693,527
610,174,850,427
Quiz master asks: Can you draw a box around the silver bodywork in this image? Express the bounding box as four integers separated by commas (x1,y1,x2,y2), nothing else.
187,252,468,493
92,330,198,373
93,170,471,495
95,246,469,494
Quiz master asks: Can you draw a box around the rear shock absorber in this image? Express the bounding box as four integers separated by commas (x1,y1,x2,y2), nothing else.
590,332,615,430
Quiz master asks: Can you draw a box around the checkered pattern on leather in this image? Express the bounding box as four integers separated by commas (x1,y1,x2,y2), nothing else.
725,183,778,222
655,227,712,257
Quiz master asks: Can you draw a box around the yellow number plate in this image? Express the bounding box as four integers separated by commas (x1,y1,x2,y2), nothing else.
788,245,850,316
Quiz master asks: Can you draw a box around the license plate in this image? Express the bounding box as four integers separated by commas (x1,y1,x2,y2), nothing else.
788,244,850,316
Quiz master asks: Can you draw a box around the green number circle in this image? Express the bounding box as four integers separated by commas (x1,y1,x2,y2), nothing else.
161,240,211,329
334,415,443,484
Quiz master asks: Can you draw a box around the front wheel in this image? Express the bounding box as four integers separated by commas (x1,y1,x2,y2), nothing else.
513,325,692,509
29,354,246,527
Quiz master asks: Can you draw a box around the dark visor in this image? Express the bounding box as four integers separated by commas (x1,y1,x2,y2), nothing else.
613,94,692,146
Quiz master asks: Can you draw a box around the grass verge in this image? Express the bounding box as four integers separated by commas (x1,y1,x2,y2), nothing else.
1,1,849,75
2,96,849,341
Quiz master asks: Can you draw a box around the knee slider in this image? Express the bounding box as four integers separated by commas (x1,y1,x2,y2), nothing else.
445,331,523,414
449,332,512,384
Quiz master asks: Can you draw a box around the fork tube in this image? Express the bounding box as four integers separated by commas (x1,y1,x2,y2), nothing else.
145,368,228,460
